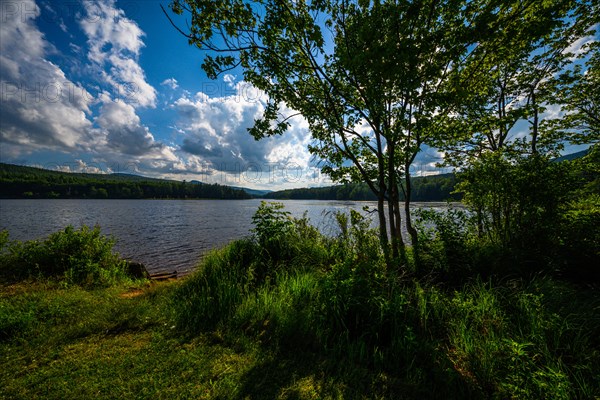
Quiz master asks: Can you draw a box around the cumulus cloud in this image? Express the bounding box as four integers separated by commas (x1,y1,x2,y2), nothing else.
0,0,182,175
0,0,94,153
161,78,178,90
53,159,108,174
172,79,312,175
92,93,179,167
80,0,156,108
96,99,160,156
0,1,316,189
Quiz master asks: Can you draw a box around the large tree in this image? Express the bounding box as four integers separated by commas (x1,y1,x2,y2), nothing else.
164,0,592,267
439,0,598,166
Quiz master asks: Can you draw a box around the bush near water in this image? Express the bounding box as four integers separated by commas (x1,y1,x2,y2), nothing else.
0,226,135,288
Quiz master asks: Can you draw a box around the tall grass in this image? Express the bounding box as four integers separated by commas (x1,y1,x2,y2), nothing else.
169,203,600,398
233,271,320,348
169,238,257,333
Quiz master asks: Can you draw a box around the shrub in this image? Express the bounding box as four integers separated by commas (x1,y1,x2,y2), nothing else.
251,201,330,273
0,226,132,287
557,194,600,281
415,207,475,279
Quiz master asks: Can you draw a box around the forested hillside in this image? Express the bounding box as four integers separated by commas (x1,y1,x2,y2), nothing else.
0,164,250,199
265,173,460,201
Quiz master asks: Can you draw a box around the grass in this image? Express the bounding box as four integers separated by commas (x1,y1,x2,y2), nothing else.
1,206,599,399
4,273,598,399
0,280,421,399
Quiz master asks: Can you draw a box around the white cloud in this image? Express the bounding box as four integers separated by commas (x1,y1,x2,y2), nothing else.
0,0,317,189
53,159,107,174
223,74,236,87
0,0,94,153
94,95,178,163
80,0,156,108
171,79,312,183
161,78,179,90
0,0,182,174
562,30,598,61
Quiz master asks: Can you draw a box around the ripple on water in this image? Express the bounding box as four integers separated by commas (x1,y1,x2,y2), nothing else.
0,199,457,275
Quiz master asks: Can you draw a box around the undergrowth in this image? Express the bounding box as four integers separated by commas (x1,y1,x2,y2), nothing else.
168,202,600,398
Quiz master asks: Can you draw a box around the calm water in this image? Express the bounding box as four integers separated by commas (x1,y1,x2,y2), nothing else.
0,199,453,275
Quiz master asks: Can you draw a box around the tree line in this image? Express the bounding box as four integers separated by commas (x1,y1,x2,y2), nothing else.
265,173,460,201
0,163,251,200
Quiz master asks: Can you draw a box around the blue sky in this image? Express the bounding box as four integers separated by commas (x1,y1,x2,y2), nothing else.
0,0,592,190
0,0,331,189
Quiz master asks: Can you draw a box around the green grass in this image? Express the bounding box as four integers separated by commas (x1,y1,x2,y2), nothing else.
0,280,423,399
4,272,598,399
1,206,599,399
164,234,600,398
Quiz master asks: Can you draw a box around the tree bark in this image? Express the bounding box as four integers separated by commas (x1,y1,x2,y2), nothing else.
404,167,419,268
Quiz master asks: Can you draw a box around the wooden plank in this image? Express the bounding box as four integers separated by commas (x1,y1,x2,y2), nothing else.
149,270,178,280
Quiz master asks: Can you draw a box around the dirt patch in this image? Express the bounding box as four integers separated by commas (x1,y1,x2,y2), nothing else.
119,289,145,299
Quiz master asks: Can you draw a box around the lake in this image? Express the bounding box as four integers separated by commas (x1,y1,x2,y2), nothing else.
0,199,454,275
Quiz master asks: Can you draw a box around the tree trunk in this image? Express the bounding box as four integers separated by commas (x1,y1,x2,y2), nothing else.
387,142,403,265
404,168,419,268
531,88,538,154
392,180,406,265
378,171,390,265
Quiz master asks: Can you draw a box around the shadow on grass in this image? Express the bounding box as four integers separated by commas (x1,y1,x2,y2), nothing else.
232,349,423,400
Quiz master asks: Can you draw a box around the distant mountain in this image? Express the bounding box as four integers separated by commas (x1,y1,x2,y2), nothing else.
187,181,269,197
110,172,168,182
229,186,272,197
553,149,590,163
0,163,251,200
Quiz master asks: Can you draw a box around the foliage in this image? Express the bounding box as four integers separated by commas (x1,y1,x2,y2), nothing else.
167,0,597,272
557,194,600,280
413,147,598,281
0,163,250,199
167,0,528,266
415,207,477,280
0,226,135,287
251,201,331,270
251,201,294,254
454,153,570,270
439,0,597,164
548,41,600,143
